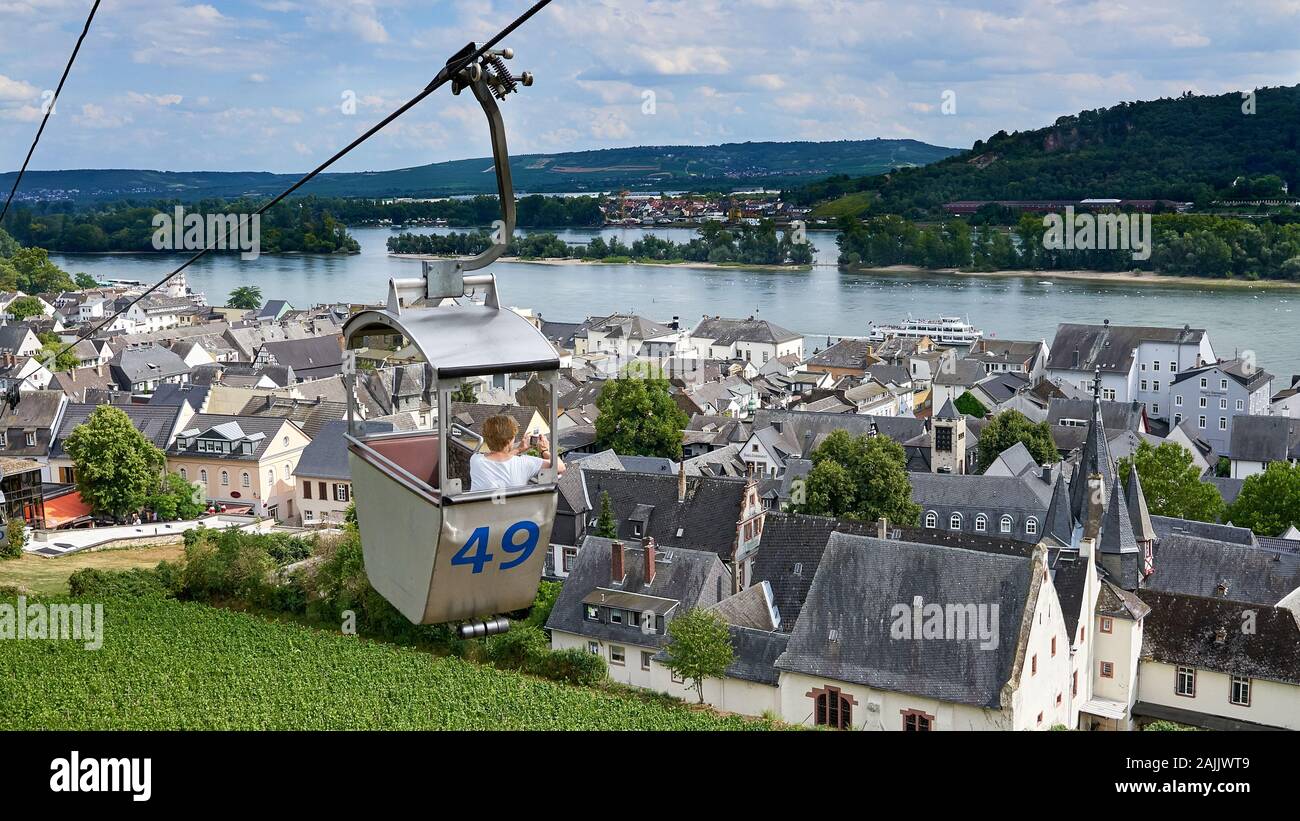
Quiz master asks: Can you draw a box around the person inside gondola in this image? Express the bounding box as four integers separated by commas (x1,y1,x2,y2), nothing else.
469,413,565,491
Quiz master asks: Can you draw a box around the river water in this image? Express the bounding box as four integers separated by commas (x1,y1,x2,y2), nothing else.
50,226,1299,371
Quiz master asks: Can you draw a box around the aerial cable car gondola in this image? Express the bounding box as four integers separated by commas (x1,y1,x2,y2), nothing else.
341,44,556,635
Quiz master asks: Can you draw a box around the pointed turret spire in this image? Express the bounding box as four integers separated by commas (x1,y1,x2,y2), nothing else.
1071,366,1116,523
1099,475,1141,589
1125,463,1156,544
1044,469,1075,547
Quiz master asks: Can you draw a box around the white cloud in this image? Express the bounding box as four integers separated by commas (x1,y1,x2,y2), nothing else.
0,73,38,101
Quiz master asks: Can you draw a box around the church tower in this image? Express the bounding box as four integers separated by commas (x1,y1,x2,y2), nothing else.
931,398,966,474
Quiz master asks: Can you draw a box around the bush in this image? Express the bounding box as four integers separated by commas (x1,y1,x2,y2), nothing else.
532,647,607,686
68,567,170,598
525,580,561,628
2,519,25,559
180,528,276,602
485,624,549,671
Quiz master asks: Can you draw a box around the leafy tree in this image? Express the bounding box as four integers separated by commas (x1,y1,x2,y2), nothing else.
228,285,263,310
38,337,79,372
9,247,74,293
1,518,23,559
1225,462,1300,536
594,367,689,458
64,405,165,520
74,272,98,289
451,382,477,404
595,490,618,538
524,580,562,628
954,390,988,418
7,295,44,321
661,608,733,703
976,410,1057,473
792,429,921,524
148,472,206,521
1118,441,1224,523
0,226,18,258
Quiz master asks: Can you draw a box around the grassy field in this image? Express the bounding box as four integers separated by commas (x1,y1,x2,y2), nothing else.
0,596,773,730
0,545,184,596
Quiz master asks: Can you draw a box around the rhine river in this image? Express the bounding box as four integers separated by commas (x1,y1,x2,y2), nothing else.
50,226,1299,371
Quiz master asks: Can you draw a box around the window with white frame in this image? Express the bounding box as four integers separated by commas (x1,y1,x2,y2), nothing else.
1230,676,1251,706
1175,395,1183,406
200,469,208,484
1176,666,1196,697
242,472,250,487
975,514,987,532
949,513,962,530
334,483,349,502
1220,398,1227,410
1236,399,1244,411
1199,416,1206,429
999,515,1012,533
1026,518,1037,536
221,470,229,486
1219,418,1227,431
925,511,937,528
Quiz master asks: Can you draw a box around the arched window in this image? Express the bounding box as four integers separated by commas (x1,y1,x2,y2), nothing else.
925,511,937,528
179,468,187,481
267,469,275,486
242,472,250,488
1026,517,1038,536
221,470,229,486
283,463,290,479
200,469,208,484
975,514,987,532
811,686,854,730
1000,515,1013,534
949,512,962,530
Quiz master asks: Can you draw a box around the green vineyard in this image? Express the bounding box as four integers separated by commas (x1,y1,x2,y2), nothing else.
0,597,771,731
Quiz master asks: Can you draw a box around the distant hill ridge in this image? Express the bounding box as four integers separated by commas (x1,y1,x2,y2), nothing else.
791,85,1300,217
1,138,960,204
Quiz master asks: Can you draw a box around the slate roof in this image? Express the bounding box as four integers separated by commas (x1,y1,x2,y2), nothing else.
580,468,750,558
742,513,877,633
910,472,1052,515
751,408,926,455
932,358,987,387
707,580,780,631
775,532,1036,708
257,335,343,377
1150,515,1254,546
692,316,801,346
294,419,393,481
1171,358,1273,393
965,338,1043,366
0,323,37,353
239,394,347,439
1048,322,1206,373
576,314,677,341
166,413,296,460
806,338,877,370
544,536,730,649
539,319,583,349
973,371,1030,403
0,389,64,430
1229,415,1300,463
50,403,184,458
109,344,190,388
147,382,210,412
1141,591,1300,686
654,625,789,686
1145,534,1300,606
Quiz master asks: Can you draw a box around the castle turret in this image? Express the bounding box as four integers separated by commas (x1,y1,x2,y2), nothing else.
931,398,966,474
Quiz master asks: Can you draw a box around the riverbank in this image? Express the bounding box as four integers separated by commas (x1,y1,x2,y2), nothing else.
390,253,812,272
854,265,1300,291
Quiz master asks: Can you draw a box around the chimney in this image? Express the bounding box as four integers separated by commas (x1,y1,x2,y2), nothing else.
611,540,625,583
1214,626,1228,645
643,537,656,585
1041,464,1052,483
678,460,687,503
876,516,889,539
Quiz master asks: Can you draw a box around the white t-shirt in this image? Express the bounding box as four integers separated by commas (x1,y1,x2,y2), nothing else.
469,453,544,491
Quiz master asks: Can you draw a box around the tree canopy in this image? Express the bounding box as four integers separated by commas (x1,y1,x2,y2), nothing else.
954,390,989,418
660,608,733,704
976,410,1058,473
1225,462,1300,536
64,405,166,520
1118,441,1224,523
594,369,689,458
595,490,617,538
791,429,921,524
228,285,263,310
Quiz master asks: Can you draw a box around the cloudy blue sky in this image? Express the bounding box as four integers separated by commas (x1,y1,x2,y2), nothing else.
2,0,1298,173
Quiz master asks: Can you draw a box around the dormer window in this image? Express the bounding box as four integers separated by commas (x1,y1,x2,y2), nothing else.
584,605,599,621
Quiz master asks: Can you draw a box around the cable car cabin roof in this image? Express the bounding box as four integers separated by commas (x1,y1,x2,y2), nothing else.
344,303,560,379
